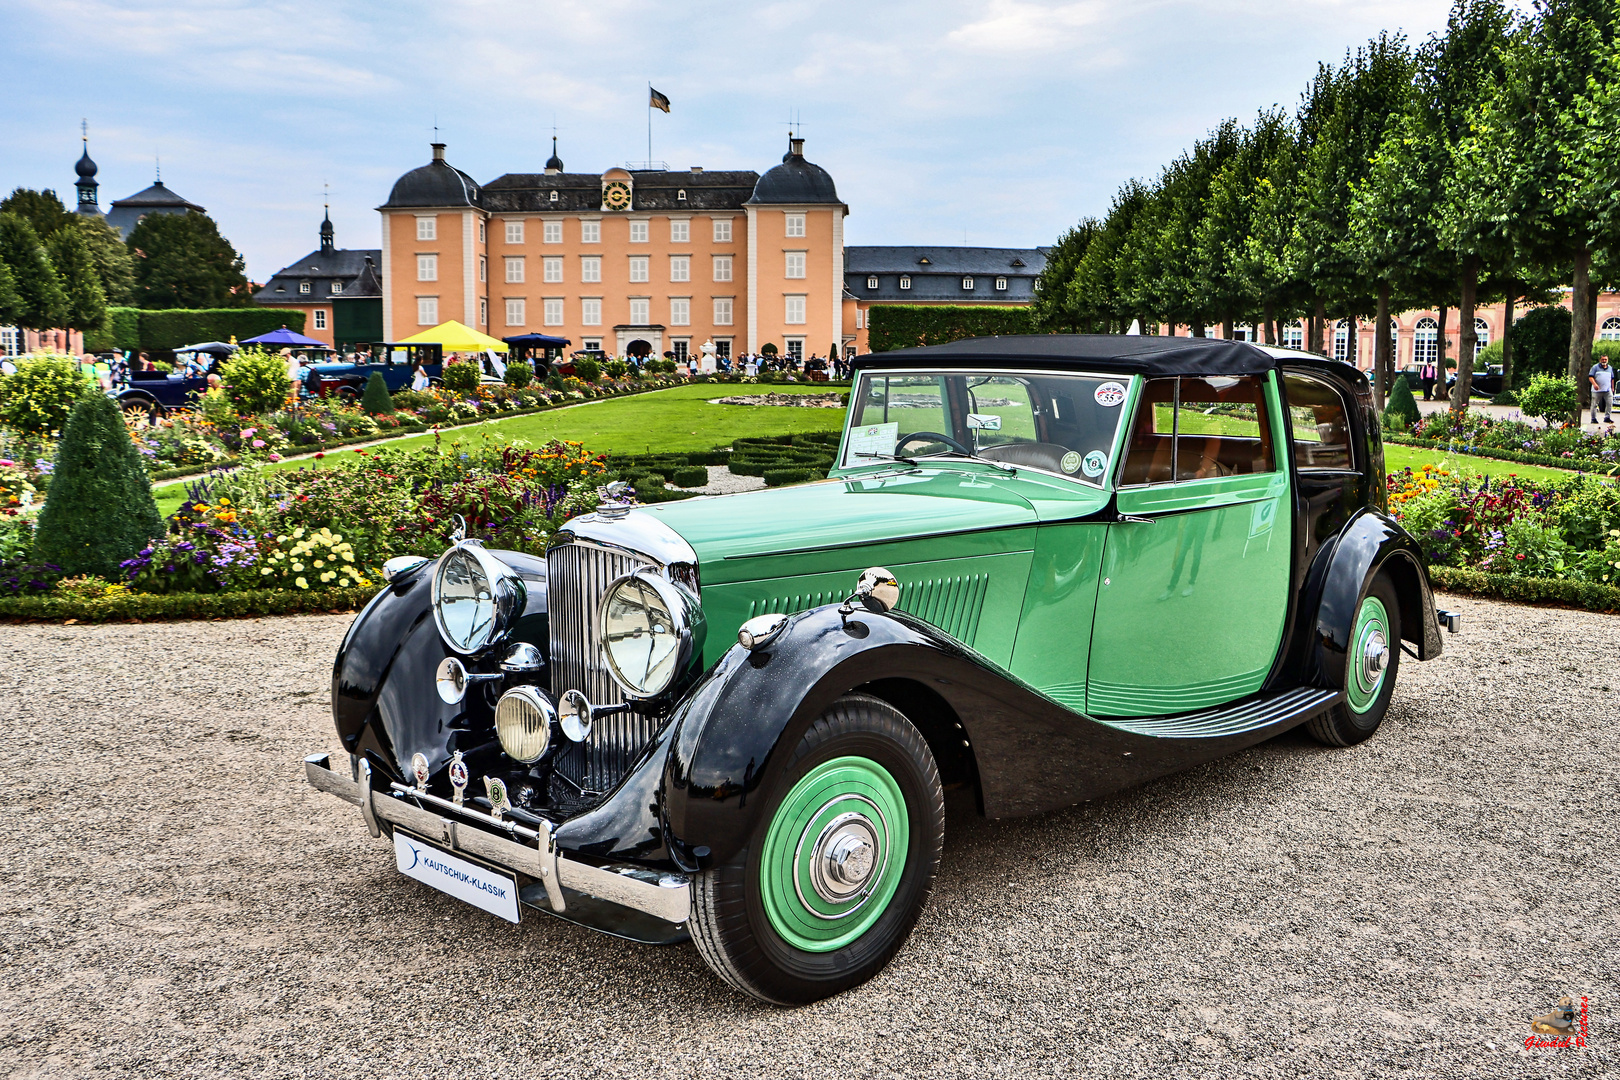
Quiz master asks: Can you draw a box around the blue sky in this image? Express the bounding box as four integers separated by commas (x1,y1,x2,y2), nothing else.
2,0,1464,281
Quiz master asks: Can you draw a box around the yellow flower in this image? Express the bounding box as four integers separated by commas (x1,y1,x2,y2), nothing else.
293,527,306,539
218,497,231,505
313,559,325,568
261,567,273,575
342,552,354,562
296,577,309,589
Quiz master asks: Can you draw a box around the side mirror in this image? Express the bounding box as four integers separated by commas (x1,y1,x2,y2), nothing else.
850,567,900,614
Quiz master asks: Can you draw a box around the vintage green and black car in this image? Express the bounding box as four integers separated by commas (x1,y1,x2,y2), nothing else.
305,336,1460,1004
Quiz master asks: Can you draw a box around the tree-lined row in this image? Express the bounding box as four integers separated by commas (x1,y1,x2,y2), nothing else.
1031,0,1619,409
0,188,253,335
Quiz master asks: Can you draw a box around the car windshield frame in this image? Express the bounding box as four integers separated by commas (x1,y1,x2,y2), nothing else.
834,367,1137,489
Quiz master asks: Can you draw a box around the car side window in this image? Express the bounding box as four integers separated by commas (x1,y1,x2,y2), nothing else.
1119,375,1275,484
1284,373,1354,471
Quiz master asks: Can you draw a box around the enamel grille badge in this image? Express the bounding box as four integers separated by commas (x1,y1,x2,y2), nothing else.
410,753,430,793
1094,382,1126,407
485,776,511,821
448,751,469,807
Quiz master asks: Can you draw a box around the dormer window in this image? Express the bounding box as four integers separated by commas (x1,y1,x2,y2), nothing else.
866,276,878,289
962,277,974,290
677,189,687,201
299,281,311,294
918,256,931,265
1011,258,1026,268
899,275,911,290
332,281,343,294
549,190,558,203
995,277,1007,291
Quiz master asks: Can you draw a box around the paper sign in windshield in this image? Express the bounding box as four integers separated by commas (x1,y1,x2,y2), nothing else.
1094,382,1127,407
966,413,1002,430
848,421,900,461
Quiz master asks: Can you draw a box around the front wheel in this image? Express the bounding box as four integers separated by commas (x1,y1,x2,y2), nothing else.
1307,575,1402,747
690,694,944,1004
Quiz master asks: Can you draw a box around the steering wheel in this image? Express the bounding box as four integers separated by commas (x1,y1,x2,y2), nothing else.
896,430,972,456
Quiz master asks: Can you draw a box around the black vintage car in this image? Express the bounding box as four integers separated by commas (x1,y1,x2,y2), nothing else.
304,336,1459,1003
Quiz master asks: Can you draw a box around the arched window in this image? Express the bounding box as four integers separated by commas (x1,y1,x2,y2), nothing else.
1233,324,1254,342
1473,317,1491,360
1601,316,1620,341
1413,317,1438,366
1333,318,1350,362
1282,321,1303,350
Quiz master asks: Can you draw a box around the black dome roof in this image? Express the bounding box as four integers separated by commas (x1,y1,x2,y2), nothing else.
384,144,479,208
748,137,841,205
544,136,563,173
75,146,97,178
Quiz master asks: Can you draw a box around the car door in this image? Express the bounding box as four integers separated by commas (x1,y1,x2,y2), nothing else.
1085,373,1292,717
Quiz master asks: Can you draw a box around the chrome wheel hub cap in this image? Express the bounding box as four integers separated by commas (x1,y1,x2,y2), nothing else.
1362,630,1388,683
808,812,880,904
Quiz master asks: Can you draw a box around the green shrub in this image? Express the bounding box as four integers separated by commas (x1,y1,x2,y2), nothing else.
866,304,1034,353
360,371,394,414
197,386,237,426
604,360,629,378
760,343,779,357
763,467,815,486
1491,390,1518,405
574,357,602,382
1428,565,1620,613
0,354,94,439
1385,376,1421,429
31,393,163,576
503,360,533,389
1475,340,1504,370
392,388,436,410
671,466,708,487
1516,373,1579,424
82,306,141,352
219,347,292,415
137,308,305,350
1590,340,1620,365
442,358,480,393
1507,306,1571,387
0,584,375,623
1499,517,1571,577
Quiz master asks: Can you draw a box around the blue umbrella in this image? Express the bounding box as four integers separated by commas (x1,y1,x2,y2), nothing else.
240,325,330,348
501,333,571,348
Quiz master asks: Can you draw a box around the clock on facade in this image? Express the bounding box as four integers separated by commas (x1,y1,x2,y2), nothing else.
602,181,631,210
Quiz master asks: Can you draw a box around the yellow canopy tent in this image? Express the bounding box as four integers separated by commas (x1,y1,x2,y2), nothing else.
397,320,509,353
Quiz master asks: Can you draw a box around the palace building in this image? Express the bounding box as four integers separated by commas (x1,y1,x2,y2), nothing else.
377,136,847,361
255,211,383,348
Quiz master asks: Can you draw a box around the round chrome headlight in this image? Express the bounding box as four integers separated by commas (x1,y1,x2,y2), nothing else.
598,570,695,699
494,685,556,763
431,542,525,655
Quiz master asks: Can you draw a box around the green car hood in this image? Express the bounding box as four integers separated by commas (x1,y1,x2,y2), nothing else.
638,464,1109,586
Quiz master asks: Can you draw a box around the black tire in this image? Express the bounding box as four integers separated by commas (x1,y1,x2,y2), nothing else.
119,396,163,424
1307,574,1402,747
690,693,944,1005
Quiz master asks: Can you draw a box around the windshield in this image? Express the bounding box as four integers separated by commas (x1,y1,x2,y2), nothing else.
839,370,1131,485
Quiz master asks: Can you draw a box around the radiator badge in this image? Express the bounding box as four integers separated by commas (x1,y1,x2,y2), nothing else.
410,752,430,793
485,776,511,822
448,751,469,807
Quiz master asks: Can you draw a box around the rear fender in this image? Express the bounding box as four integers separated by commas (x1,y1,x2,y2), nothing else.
1312,508,1441,690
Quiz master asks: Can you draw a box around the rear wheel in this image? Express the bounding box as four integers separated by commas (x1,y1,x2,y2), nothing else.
690,694,944,1004
119,395,163,425
1307,575,1402,747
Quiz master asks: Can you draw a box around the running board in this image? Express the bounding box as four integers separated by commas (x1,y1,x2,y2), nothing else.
1099,686,1341,739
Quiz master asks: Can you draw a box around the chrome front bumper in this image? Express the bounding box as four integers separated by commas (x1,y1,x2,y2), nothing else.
303,753,691,926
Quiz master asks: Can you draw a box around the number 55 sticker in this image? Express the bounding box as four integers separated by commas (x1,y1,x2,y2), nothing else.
1094,382,1127,407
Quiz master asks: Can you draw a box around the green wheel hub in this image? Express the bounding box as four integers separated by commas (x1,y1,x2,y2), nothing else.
758,755,909,953
1347,595,1392,714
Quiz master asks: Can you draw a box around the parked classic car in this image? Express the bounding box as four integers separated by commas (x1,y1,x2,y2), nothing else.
304,336,1459,1004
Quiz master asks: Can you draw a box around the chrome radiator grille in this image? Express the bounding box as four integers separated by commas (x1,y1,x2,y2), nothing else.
546,539,662,794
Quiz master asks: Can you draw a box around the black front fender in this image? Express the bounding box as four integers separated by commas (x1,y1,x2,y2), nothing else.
1313,508,1441,690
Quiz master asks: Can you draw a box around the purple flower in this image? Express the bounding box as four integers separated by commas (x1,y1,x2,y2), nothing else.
252,439,266,448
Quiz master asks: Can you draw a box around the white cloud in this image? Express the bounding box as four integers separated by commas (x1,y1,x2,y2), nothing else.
945,0,1110,54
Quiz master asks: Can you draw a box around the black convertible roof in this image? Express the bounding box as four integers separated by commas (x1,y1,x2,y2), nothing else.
854,334,1280,377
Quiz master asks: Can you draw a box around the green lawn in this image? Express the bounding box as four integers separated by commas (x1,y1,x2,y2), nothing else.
153,383,847,516
1384,442,1610,485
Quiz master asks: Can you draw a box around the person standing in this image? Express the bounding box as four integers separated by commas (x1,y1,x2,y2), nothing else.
1590,354,1615,425
1419,357,1437,401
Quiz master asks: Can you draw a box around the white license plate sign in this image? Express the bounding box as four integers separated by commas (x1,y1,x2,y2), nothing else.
393,831,520,924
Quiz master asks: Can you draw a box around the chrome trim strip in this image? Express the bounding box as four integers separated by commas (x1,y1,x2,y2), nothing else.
304,754,689,924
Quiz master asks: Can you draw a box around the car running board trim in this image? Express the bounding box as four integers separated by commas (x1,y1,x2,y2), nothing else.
1096,686,1342,739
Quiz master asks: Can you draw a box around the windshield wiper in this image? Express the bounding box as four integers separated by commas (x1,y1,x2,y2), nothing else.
853,452,917,466
934,451,1017,474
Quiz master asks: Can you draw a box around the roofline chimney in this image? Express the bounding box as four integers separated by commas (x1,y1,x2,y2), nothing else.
788,136,805,158
431,142,446,162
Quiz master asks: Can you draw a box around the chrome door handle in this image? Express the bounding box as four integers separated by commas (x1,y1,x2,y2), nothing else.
1117,515,1155,524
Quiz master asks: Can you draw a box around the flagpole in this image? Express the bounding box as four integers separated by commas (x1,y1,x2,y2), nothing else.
647,82,652,166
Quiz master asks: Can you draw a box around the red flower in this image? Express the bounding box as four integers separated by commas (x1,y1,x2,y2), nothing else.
1515,553,1525,560
314,452,326,459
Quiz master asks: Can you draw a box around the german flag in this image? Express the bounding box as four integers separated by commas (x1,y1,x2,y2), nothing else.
650,87,671,113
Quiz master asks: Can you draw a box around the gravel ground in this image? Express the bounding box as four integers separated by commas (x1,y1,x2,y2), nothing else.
670,465,766,495
1,594,1614,1078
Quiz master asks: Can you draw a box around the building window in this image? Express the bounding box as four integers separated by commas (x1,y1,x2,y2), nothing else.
549,190,559,204
677,189,688,203
479,256,487,283
1333,319,1351,362
313,309,327,330
505,221,524,244
672,338,689,360
629,220,649,243
866,276,878,289
416,217,435,241
670,220,689,243
417,297,438,325
543,298,564,326
543,221,562,243
582,299,602,326
1282,321,1303,350
1602,317,1620,341
477,221,485,243
785,252,806,279
581,220,601,244
785,338,804,360
1473,317,1491,360
713,256,733,282
670,298,690,326
479,297,487,327
1413,317,1438,365
962,277,974,290
899,275,911,290
581,256,601,283
785,213,805,237
670,256,690,283
582,338,601,351
543,257,563,283
417,255,437,282
331,281,343,294
785,295,806,324
995,277,1007,291
629,256,649,283
299,280,311,294
713,219,731,243
629,298,650,324
714,297,734,325
505,299,525,327
855,308,864,330
714,338,731,359
504,257,524,284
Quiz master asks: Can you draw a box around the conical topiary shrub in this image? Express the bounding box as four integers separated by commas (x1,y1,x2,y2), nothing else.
1385,375,1421,430
32,393,164,577
360,371,395,415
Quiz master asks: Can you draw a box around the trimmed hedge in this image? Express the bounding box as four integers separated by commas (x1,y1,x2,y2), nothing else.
82,307,308,352
82,306,142,352
1386,433,1615,475
0,585,376,623
867,304,1034,353
1430,566,1620,614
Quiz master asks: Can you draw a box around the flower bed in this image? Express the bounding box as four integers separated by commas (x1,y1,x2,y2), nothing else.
1390,409,1620,474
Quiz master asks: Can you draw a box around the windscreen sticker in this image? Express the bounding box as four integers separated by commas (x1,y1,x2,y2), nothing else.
1094,381,1127,407
847,421,899,462
1081,450,1108,477
1060,451,1082,474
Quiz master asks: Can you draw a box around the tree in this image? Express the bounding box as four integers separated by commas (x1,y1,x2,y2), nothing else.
46,224,108,332
31,393,164,577
1071,181,1150,333
0,189,74,241
1030,219,1098,332
126,210,251,309
0,255,20,326
0,213,67,330
71,215,134,305
1197,110,1293,338
360,371,395,414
